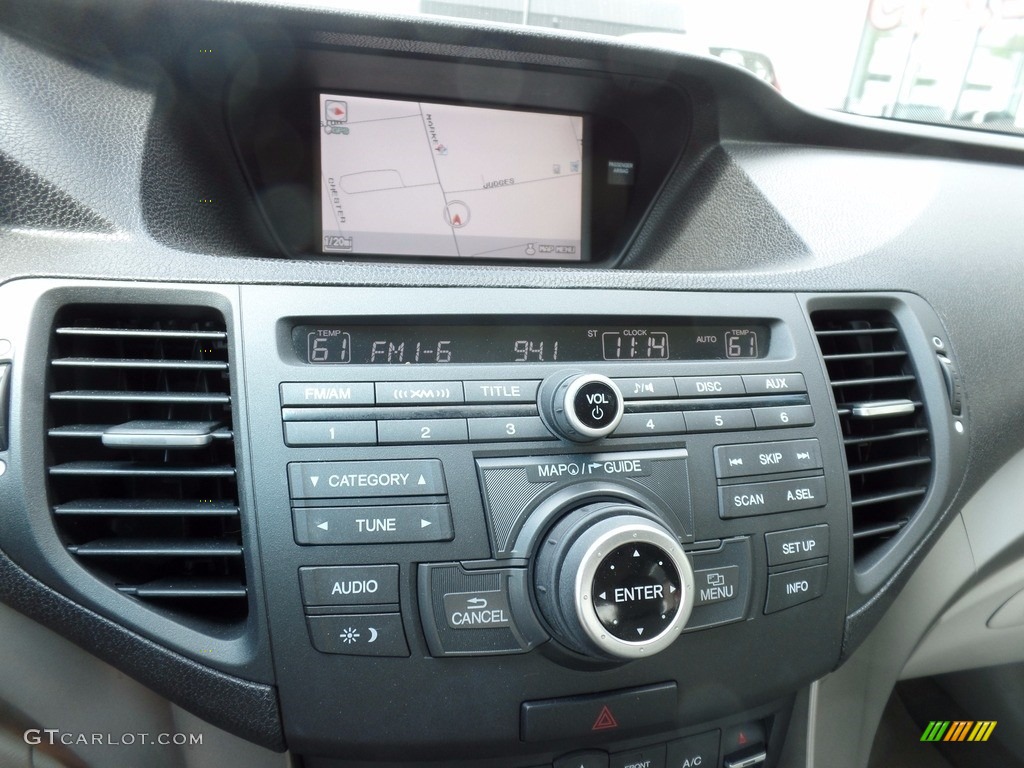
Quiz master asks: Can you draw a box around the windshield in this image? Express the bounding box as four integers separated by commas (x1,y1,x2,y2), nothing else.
300,0,1024,136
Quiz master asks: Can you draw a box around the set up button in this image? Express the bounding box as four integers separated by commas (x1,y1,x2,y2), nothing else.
765,525,829,566
719,476,827,518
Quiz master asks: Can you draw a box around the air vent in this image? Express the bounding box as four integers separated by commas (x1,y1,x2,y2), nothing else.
811,310,933,564
45,306,246,626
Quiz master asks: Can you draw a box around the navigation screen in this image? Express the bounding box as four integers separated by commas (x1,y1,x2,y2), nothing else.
319,94,584,261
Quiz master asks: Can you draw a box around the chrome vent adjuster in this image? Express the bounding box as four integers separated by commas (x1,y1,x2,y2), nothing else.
811,310,933,564
45,306,246,626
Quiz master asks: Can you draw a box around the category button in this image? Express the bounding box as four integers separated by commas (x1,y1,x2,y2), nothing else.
741,373,807,394
464,380,541,403
765,525,829,566
765,564,828,613
612,377,677,399
293,504,453,545
714,439,823,479
375,381,464,404
288,459,447,499
299,565,400,606
281,382,375,406
718,476,827,518
675,376,745,397
307,614,409,656
693,565,740,606
443,590,513,630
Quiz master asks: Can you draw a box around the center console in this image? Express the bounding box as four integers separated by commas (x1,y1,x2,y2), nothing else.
240,286,851,767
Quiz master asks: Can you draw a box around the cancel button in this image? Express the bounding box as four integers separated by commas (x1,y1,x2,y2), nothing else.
443,590,513,629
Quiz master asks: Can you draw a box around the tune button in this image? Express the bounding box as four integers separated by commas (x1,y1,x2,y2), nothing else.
592,543,682,641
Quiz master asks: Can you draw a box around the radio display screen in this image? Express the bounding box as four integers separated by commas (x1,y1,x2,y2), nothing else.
293,322,769,365
319,94,585,261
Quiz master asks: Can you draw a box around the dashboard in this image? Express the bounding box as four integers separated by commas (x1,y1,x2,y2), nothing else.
2,1,1024,768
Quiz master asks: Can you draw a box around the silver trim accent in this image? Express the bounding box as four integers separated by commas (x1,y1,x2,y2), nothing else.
562,373,624,438
574,522,695,659
850,399,916,419
724,750,768,768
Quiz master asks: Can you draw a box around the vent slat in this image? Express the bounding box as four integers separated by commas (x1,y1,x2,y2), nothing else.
829,374,916,389
47,306,246,626
54,499,239,516
50,390,231,404
844,428,930,446
812,309,933,563
821,350,907,362
846,456,931,476
49,461,235,478
52,357,229,371
48,424,233,440
55,327,226,340
851,521,908,540
814,327,899,338
118,579,248,599
851,487,928,508
67,539,243,557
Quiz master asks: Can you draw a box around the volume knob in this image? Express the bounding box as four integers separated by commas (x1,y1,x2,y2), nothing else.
539,372,624,442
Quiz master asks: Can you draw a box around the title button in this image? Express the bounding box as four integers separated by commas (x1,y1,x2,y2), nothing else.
464,380,540,403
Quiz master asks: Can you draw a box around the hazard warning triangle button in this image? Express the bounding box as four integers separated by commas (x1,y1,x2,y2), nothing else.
591,705,618,731
520,682,677,743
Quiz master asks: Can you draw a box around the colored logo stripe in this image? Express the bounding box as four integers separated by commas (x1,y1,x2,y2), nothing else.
922,720,997,742
921,721,949,742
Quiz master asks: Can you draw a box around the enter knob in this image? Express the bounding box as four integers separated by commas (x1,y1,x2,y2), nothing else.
533,501,695,660
539,372,624,442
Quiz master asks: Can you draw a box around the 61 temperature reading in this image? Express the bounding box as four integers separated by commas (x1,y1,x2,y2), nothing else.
308,331,351,363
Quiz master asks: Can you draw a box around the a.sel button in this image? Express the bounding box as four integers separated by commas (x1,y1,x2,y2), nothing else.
299,565,399,607
307,614,409,656
765,564,828,613
714,438,823,479
719,476,827,518
288,459,446,499
293,505,453,545
765,525,829,566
